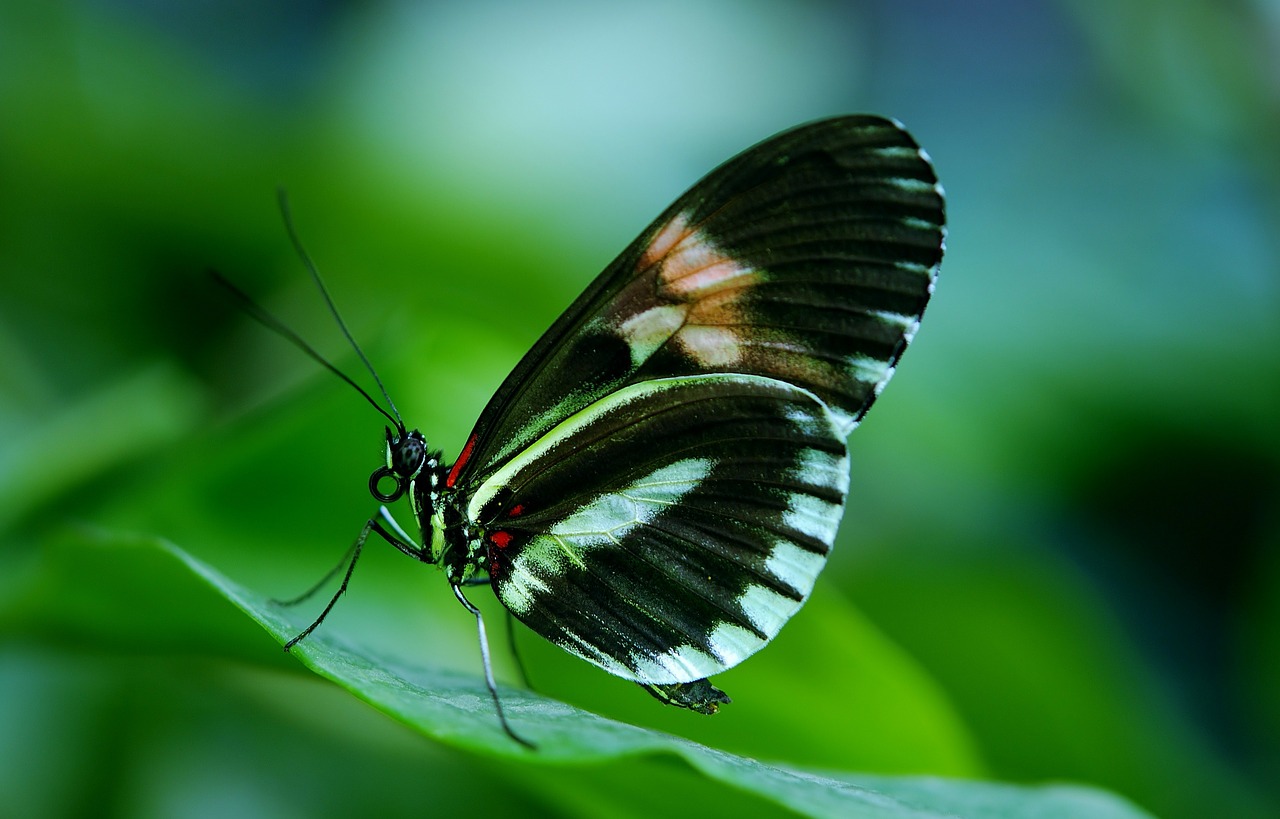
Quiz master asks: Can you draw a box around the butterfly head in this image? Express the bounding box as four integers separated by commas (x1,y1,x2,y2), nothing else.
369,427,429,503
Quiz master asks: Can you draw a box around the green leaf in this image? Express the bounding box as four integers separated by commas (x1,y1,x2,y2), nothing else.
0,364,203,533
51,529,1157,819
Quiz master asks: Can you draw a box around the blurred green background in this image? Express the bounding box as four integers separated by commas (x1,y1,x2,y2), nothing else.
2,1,1278,817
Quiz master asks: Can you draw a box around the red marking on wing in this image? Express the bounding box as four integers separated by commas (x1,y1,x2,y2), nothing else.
489,530,513,549
446,433,477,488
507,503,525,518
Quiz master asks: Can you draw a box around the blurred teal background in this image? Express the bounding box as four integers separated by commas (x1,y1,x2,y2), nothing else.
2,1,1278,817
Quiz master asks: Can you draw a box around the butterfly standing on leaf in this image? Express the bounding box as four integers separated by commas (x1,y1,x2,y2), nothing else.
226,115,945,748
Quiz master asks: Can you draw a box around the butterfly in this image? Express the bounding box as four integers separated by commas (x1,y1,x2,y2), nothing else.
231,115,945,748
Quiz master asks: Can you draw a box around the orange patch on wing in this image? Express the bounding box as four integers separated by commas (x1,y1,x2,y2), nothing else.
641,212,695,269
675,265,755,367
664,257,758,298
653,224,759,299
687,288,750,324
676,326,745,366
636,214,763,369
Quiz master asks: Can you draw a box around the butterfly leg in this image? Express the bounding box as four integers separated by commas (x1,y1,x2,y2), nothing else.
458,577,532,690
450,583,536,749
281,508,428,651
640,679,731,715
457,578,534,690
271,541,357,607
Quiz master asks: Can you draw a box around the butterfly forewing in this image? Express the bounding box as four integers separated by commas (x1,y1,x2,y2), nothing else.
469,374,849,683
453,116,944,489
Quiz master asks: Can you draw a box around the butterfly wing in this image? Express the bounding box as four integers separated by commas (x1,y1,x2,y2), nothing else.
445,115,944,685
447,115,945,492
468,374,849,683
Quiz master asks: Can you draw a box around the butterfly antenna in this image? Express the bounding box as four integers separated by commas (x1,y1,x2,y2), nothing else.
276,188,406,431
210,269,403,432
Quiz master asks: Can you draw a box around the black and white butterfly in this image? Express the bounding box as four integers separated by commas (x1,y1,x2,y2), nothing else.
233,115,944,747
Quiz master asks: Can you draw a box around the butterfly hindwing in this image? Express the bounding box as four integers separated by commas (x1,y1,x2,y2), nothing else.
468,374,849,684
454,116,945,489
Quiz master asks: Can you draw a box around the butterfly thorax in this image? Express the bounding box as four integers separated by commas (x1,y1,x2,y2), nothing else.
421,481,485,584
370,427,467,572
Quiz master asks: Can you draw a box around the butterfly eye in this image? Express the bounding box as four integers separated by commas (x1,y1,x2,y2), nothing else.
369,466,405,503
392,430,427,477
